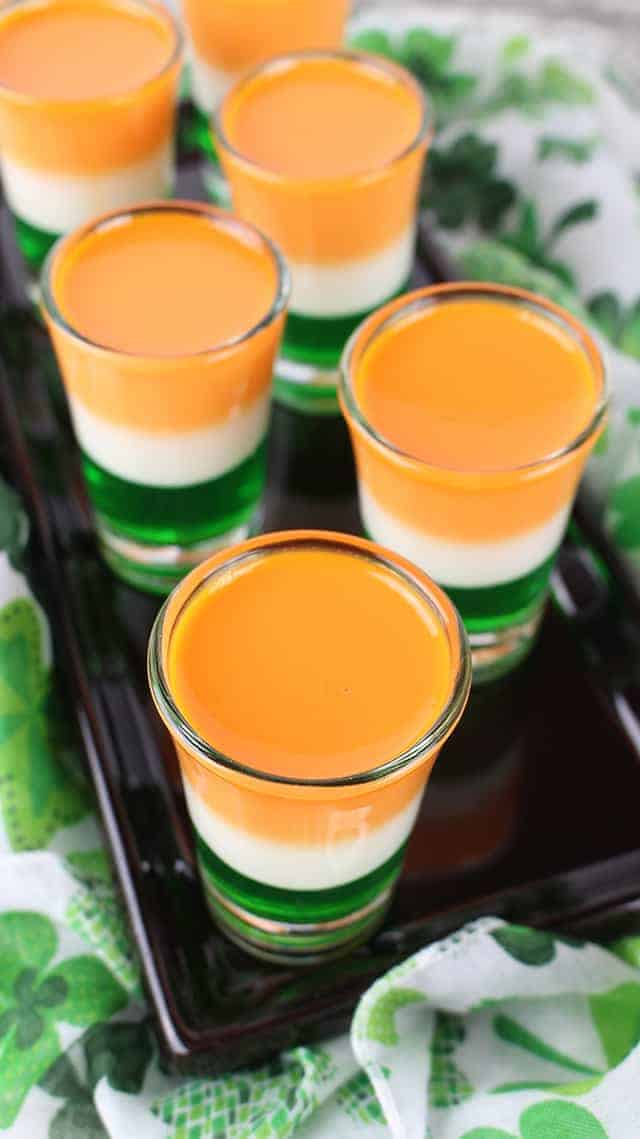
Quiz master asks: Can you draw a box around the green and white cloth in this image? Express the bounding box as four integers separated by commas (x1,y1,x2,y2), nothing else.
2,4,640,1135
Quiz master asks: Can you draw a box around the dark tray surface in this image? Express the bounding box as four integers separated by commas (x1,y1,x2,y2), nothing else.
2,129,640,1074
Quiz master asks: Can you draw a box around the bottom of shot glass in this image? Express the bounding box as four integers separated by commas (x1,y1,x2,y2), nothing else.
467,597,547,682
96,518,254,594
12,212,60,273
195,835,403,963
195,851,394,965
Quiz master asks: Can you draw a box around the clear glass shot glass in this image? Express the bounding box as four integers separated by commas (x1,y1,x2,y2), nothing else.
340,283,608,679
41,201,289,594
148,530,470,963
214,50,432,413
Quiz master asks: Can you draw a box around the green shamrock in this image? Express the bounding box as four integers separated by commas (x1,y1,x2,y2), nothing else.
0,597,89,849
607,477,640,550
462,1099,609,1138
337,1071,385,1125
0,911,126,1127
349,26,476,121
425,133,516,231
39,1021,153,1139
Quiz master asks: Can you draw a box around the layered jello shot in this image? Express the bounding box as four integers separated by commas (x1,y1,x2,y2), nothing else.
215,51,431,412
149,531,470,962
42,201,288,592
0,0,181,271
184,0,348,120
341,284,607,677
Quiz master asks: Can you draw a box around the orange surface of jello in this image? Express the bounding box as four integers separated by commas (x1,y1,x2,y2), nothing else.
222,54,423,179
53,207,279,355
356,297,599,471
0,0,174,99
168,546,453,779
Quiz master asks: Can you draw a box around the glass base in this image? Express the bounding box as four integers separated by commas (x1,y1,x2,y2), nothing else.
97,518,253,594
196,835,402,964
468,599,547,682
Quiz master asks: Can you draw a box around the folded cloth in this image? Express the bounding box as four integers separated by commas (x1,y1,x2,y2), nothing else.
2,5,640,1136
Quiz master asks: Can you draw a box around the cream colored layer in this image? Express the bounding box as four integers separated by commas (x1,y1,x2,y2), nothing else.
289,225,415,318
68,391,270,486
360,487,570,587
1,140,173,233
184,777,423,891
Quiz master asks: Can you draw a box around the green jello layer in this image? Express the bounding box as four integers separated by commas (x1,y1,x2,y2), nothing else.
282,278,410,370
13,214,60,272
196,833,407,926
445,554,557,634
82,442,266,547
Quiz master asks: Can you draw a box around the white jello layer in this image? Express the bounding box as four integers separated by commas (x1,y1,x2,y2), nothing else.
183,778,423,891
190,48,235,115
1,140,173,235
360,487,571,588
68,392,270,487
289,226,416,318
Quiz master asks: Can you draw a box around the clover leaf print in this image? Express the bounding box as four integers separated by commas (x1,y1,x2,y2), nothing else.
491,926,556,965
429,1013,473,1108
588,293,640,360
349,26,476,121
0,911,126,1127
365,987,424,1045
0,598,89,849
461,1100,609,1139
426,134,516,231
39,1022,153,1139
498,198,599,290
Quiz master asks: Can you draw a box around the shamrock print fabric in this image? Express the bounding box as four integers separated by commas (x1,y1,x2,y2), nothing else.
2,2,640,1136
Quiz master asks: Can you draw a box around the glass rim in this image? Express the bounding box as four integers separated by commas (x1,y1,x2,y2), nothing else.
213,48,434,188
147,530,471,790
0,0,183,106
40,199,291,362
339,282,609,479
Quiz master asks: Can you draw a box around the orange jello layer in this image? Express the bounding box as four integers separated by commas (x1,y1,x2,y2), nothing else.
218,53,428,262
345,288,604,542
45,205,285,432
168,545,453,780
185,0,348,72
0,0,179,172
357,298,599,471
223,55,422,180
0,0,173,98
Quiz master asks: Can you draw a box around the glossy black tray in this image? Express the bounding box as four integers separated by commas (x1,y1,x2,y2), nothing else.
2,121,640,1075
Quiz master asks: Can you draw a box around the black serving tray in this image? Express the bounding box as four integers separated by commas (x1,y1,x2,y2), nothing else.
2,115,640,1075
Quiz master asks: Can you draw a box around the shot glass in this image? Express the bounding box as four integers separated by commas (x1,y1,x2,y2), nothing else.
0,0,182,272
215,50,431,413
41,201,289,593
148,530,470,963
340,283,608,678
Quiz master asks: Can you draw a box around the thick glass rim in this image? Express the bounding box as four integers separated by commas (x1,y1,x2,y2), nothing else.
339,282,609,479
213,48,433,187
0,0,183,106
148,530,471,790
40,200,291,362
